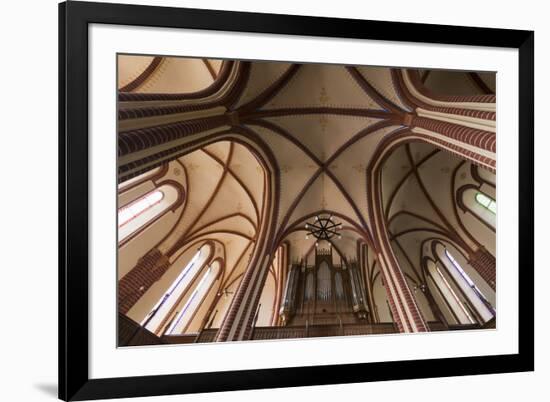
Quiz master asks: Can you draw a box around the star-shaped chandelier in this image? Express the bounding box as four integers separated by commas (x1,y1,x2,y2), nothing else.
305,214,343,246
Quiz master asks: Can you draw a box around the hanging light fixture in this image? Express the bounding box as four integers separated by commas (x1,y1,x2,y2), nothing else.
304,214,343,243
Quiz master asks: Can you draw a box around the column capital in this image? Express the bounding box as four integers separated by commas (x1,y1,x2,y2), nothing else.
402,113,416,127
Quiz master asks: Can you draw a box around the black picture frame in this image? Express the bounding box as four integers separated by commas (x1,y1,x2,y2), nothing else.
59,1,534,400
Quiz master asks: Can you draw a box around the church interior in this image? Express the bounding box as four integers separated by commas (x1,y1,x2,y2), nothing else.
116,55,497,346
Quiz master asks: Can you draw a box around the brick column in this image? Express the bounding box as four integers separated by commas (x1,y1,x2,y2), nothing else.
395,69,497,169
411,116,496,153
468,247,496,290
407,69,496,104
118,248,170,314
367,132,430,333
215,257,270,341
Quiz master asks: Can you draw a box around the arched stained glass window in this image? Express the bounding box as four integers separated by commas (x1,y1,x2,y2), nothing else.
118,183,182,244
475,192,496,214
434,263,475,324
166,266,213,334
140,243,212,333
458,187,496,230
117,165,162,192
165,259,222,335
445,249,495,318
118,190,164,228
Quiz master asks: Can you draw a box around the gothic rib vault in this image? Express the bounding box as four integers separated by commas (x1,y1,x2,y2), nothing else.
117,56,496,343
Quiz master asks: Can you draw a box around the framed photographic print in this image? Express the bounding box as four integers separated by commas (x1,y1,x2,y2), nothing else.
59,1,534,400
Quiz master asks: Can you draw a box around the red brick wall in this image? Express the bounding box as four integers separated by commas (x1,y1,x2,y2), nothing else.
118,248,171,314
469,247,496,290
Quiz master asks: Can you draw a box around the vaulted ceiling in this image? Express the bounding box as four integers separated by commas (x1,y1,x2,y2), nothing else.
156,141,265,293
118,55,491,265
118,55,222,93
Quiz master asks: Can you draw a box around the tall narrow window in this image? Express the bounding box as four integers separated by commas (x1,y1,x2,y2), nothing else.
118,190,164,228
458,187,496,230
165,259,221,335
445,249,495,318
118,183,181,244
435,264,475,324
475,192,496,214
140,243,212,333
166,266,213,334
117,165,162,192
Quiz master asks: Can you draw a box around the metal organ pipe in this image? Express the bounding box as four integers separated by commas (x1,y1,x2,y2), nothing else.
349,262,369,317
317,261,331,302
335,272,344,300
305,272,314,301
279,264,299,323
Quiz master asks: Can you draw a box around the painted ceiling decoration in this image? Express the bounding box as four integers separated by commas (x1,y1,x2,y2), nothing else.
117,55,497,343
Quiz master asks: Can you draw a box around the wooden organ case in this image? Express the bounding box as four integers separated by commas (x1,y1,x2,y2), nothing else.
279,247,370,326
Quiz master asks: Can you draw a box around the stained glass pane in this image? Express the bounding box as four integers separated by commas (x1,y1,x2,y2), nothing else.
475,192,496,214
118,189,164,227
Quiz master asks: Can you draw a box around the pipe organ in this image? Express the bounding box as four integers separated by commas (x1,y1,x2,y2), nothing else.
279,247,369,326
